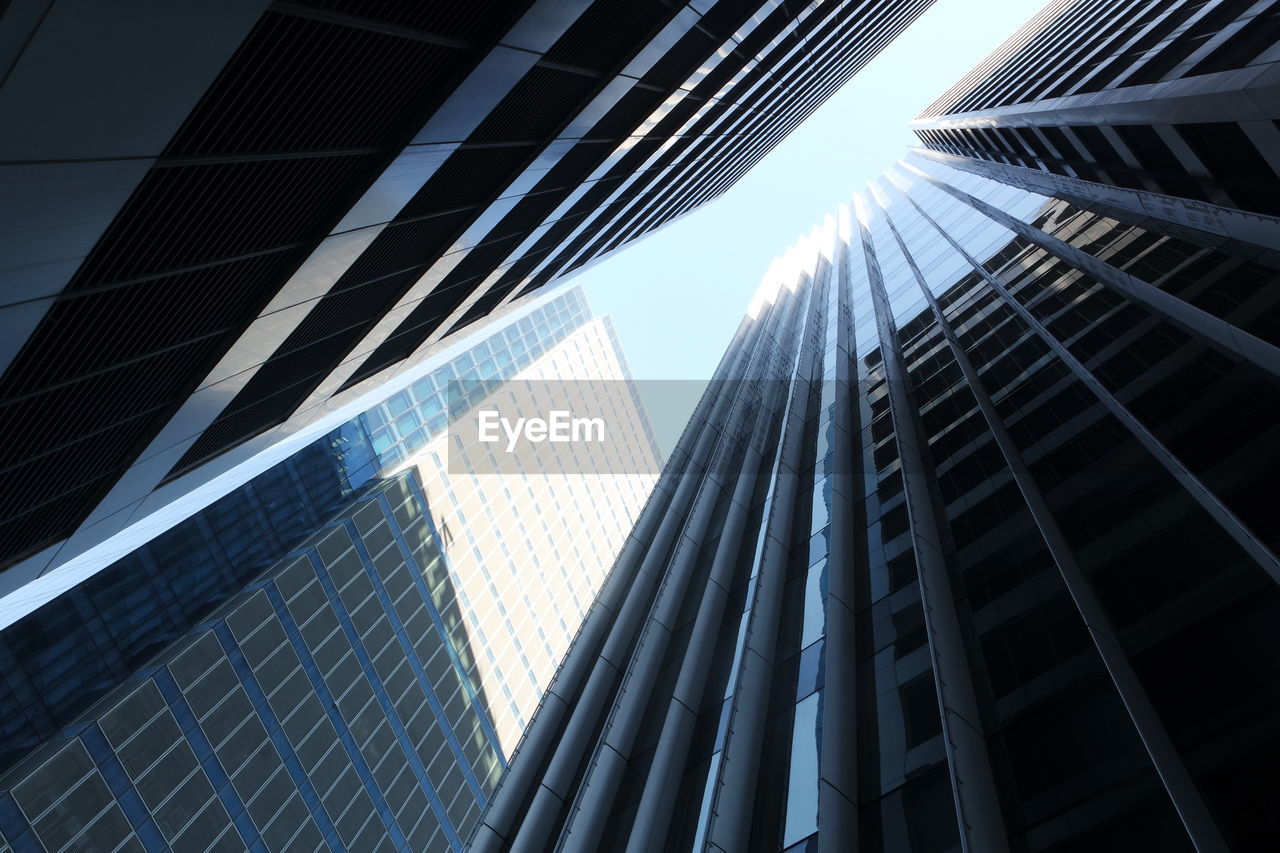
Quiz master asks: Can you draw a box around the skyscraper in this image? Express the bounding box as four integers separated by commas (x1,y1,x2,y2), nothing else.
404,313,662,754
912,0,1280,216
0,0,935,585
471,6,1280,839
1,469,507,852
0,287,661,851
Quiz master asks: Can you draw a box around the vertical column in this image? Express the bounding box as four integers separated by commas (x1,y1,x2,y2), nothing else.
891,168,1280,585
473,290,772,852
703,244,822,853
816,213,862,853
878,185,1230,853
855,199,1010,853
556,325,779,851
622,402,773,853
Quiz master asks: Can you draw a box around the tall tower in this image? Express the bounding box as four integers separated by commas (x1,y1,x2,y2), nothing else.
472,158,1280,853
912,0,1280,216
474,8,1280,849
0,0,936,585
0,287,661,851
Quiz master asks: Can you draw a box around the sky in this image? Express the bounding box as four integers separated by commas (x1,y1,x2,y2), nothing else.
573,0,1047,453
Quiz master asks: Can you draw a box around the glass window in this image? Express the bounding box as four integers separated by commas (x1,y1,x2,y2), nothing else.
800,560,827,649
795,639,825,701
782,692,822,847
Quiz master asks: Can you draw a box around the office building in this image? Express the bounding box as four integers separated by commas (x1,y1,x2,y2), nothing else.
404,314,661,753
473,8,1280,849
472,153,1280,852
0,0,935,587
0,470,505,852
912,0,1280,216
0,287,660,851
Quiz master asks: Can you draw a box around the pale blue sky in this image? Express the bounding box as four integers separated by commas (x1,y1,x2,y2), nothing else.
577,0,1046,403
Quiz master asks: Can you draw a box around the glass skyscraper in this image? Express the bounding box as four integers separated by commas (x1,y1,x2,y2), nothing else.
7,2,1280,851
0,287,661,851
0,289,590,766
1,471,503,852
402,314,662,755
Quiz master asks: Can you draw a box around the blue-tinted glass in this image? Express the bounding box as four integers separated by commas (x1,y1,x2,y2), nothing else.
811,477,831,533
420,394,444,418
386,391,412,416
796,638,825,700
411,377,434,399
0,287,595,779
395,410,421,434
372,431,395,455
783,692,822,846
808,526,830,565
801,559,827,648
781,834,819,853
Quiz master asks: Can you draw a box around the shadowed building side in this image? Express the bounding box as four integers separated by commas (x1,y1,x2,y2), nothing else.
469,143,1280,851
0,471,508,852
912,0,1280,218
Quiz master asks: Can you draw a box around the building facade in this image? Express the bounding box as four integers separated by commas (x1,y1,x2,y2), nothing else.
0,470,507,852
0,286,661,851
471,147,1280,852
912,0,1280,217
0,0,935,586
404,314,662,754
0,288,591,763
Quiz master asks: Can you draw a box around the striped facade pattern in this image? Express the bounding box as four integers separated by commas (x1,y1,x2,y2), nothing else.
0,0,934,586
472,150,1280,852
912,0,1280,217
0,473,507,852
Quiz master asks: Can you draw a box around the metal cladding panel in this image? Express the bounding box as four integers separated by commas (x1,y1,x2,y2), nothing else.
0,1,509,570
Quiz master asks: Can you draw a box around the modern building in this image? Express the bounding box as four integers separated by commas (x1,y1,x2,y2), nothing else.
404,314,662,754
912,0,1280,216
0,0,935,587
0,469,507,853
470,157,1280,853
0,287,661,851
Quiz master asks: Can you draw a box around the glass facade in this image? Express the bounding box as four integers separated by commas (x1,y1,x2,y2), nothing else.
473,150,1280,851
0,282,667,852
404,314,662,754
0,472,505,852
0,290,589,777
